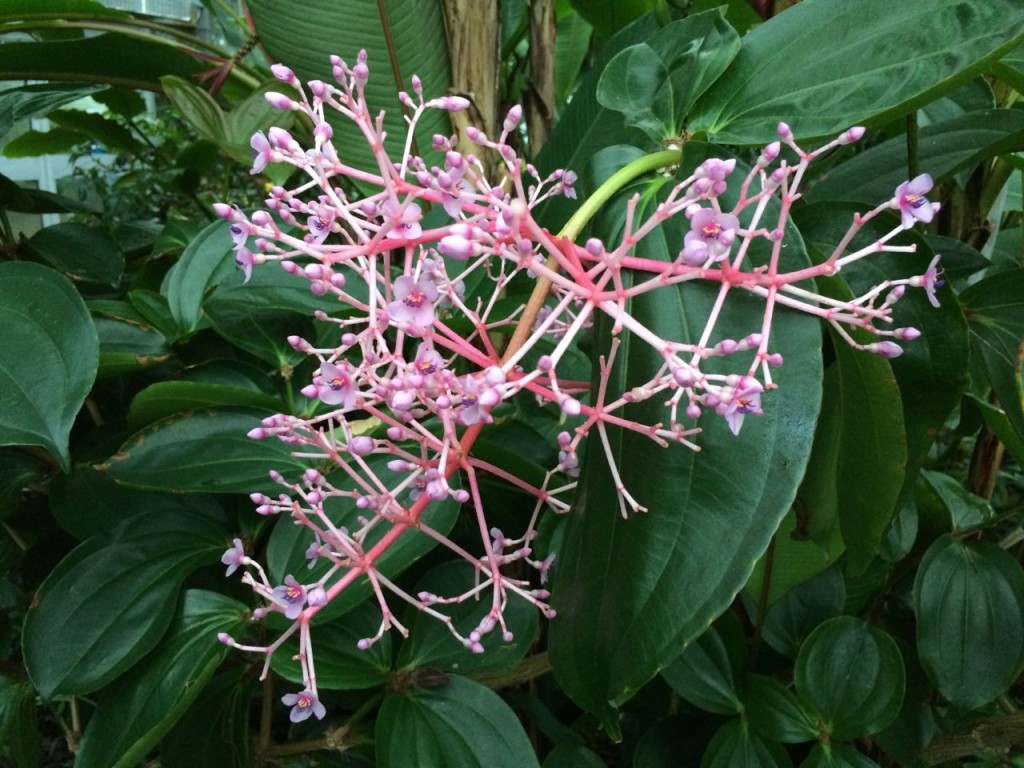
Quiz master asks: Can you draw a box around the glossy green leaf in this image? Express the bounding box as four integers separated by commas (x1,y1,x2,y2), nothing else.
160,668,252,768
689,0,1024,144
745,674,818,744
549,147,822,733
247,0,451,175
759,563,846,660
0,82,107,143
27,222,123,286
75,590,248,768
661,611,746,715
794,616,905,740
960,269,1024,444
271,601,392,690
22,511,225,698
204,303,314,366
700,718,793,768
0,34,213,93
969,393,1024,467
161,220,235,334
396,561,539,676
806,109,1024,205
100,408,312,494
160,75,228,144
376,675,540,768
92,315,173,378
798,744,880,768
914,534,1024,709
917,469,992,532
266,456,461,620
597,43,673,140
128,381,286,428
0,262,98,470
49,465,218,539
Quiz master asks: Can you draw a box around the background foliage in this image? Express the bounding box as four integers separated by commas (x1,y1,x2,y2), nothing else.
2,0,1024,765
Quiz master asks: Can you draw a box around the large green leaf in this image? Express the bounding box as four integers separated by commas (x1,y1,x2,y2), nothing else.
75,591,248,768
160,668,252,768
548,148,822,732
247,0,451,174
745,674,818,744
0,262,98,470
914,534,1024,709
661,611,746,716
26,222,124,286
100,408,312,494
794,617,905,741
960,269,1024,445
689,0,1024,144
127,381,286,428
376,675,541,768
0,82,107,143
806,109,1024,205
22,511,225,698
161,220,235,335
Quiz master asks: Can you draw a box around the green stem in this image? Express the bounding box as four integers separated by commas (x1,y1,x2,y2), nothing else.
558,149,679,240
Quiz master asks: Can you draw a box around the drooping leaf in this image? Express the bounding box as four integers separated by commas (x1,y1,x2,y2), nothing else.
160,75,228,144
376,675,541,768
661,610,746,716
26,222,124,286
0,82,107,143
549,147,822,732
75,591,248,768
794,616,905,741
689,0,1024,144
22,511,226,698
914,534,1024,709
0,262,98,470
100,408,311,494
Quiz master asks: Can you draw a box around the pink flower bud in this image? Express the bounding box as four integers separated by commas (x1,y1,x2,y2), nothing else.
264,92,295,110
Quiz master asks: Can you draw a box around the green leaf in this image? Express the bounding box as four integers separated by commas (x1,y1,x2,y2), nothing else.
548,147,822,734
100,408,313,494
913,534,1024,709
661,611,746,715
161,219,235,334
75,590,248,768
93,315,174,378
128,381,286,428
0,34,225,94
48,108,146,153
798,744,881,768
759,563,846,660
395,561,540,676
806,109,1024,205
745,674,819,744
161,75,228,144
568,0,655,40
960,269,1024,444
0,676,41,768
597,43,674,141
247,0,451,175
968,393,1024,467
794,616,905,740
376,675,541,768
917,469,992,532
271,601,392,690
160,668,252,768
22,511,225,698
0,262,98,470
0,82,107,143
689,0,1024,144
2,126,86,157
700,718,793,768
27,222,124,286
543,744,606,768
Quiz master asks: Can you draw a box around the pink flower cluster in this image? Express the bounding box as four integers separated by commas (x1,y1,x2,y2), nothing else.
214,52,942,720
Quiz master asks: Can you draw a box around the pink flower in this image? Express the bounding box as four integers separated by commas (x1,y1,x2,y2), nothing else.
306,207,335,245
388,275,438,332
221,538,246,576
281,689,326,722
895,174,934,229
315,361,357,409
683,208,740,264
383,200,423,240
250,131,272,174
234,246,254,283
412,343,444,375
723,379,763,436
271,575,307,620
920,254,943,308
